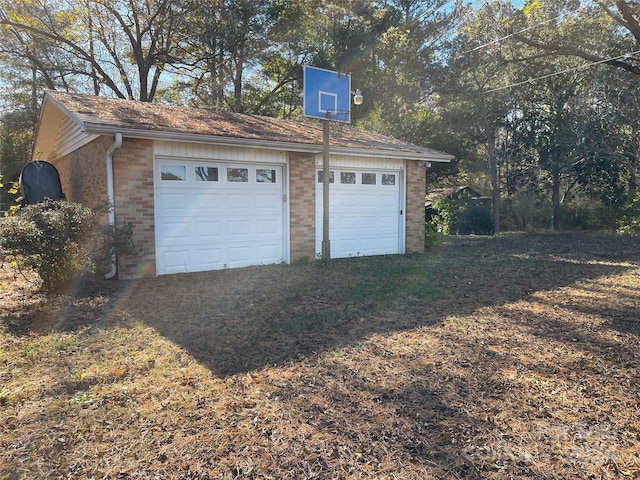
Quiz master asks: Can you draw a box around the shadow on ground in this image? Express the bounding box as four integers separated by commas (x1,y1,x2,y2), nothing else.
2,232,639,479
104,232,640,377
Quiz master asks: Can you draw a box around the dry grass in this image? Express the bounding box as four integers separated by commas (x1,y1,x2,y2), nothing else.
1,232,639,479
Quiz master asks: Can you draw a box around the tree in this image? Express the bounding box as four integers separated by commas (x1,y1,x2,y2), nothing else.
174,0,281,112
573,69,639,205
0,84,39,212
436,1,521,233
0,0,190,101
499,0,640,227
523,75,589,229
509,0,640,75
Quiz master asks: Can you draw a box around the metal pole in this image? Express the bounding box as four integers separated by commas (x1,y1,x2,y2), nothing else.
321,118,330,262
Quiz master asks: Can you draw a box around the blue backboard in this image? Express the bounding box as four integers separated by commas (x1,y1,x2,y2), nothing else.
303,66,352,123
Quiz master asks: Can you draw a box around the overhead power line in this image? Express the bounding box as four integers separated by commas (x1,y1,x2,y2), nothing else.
483,49,640,93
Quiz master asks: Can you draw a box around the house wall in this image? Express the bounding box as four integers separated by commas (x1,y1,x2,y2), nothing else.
405,160,427,254
289,153,316,262
55,135,428,279
112,138,156,280
53,135,111,209
51,136,155,280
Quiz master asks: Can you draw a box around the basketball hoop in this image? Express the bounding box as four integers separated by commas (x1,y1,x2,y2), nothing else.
303,65,363,261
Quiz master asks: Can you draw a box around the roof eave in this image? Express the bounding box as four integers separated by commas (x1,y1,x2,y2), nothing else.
33,91,91,160
83,123,453,163
327,146,453,162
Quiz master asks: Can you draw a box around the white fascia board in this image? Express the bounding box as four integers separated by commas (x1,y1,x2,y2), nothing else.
327,147,453,162
83,123,453,163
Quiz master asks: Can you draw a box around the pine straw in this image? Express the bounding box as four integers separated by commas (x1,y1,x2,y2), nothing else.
1,233,639,479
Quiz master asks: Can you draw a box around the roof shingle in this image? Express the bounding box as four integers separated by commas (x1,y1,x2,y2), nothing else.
44,90,452,160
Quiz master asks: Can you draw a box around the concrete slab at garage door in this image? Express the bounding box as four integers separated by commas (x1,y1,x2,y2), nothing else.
155,160,284,275
316,169,402,258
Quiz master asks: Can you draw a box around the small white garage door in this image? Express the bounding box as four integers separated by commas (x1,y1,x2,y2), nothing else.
315,169,402,258
155,160,285,275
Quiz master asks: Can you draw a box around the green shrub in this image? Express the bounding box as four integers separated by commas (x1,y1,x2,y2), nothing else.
501,194,628,232
432,197,466,235
0,200,97,292
432,197,493,235
0,200,138,293
425,222,443,249
617,197,640,234
500,195,552,231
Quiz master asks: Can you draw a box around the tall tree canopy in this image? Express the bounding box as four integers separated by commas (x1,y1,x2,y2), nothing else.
0,0,190,101
509,0,640,75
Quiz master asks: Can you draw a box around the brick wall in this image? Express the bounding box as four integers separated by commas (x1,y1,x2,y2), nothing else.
54,136,426,277
112,138,156,280
405,160,427,254
289,153,316,261
53,136,155,280
54,136,111,209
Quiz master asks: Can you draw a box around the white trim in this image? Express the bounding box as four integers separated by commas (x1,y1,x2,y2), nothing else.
400,161,407,254
82,123,453,163
154,141,287,164
314,154,405,171
43,92,87,132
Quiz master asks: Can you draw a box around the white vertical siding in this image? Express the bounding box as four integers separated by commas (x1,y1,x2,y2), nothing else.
314,153,405,171
154,140,286,164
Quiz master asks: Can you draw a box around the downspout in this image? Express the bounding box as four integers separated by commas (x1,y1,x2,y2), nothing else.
104,133,122,279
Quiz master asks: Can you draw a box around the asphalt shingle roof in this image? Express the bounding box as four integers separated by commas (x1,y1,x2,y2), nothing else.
43,90,452,160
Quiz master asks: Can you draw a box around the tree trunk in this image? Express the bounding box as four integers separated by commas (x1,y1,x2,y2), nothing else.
487,128,500,234
551,168,561,230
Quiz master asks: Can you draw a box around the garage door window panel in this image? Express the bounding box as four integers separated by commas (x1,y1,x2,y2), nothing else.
161,165,186,181
227,167,249,182
195,166,219,182
362,173,376,185
341,172,356,184
256,169,277,183
317,171,335,183
382,173,396,186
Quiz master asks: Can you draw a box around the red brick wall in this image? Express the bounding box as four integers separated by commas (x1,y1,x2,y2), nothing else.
112,138,156,280
289,153,316,261
405,161,426,254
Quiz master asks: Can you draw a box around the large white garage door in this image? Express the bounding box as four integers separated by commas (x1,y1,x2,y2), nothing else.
155,160,285,275
315,169,402,258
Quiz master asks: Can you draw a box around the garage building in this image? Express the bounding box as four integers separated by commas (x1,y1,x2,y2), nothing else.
33,91,452,279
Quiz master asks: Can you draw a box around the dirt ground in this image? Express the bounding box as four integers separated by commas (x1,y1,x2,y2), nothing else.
1,232,639,479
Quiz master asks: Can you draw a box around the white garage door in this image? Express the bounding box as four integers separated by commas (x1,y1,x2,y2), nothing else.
315,169,402,258
155,160,285,275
